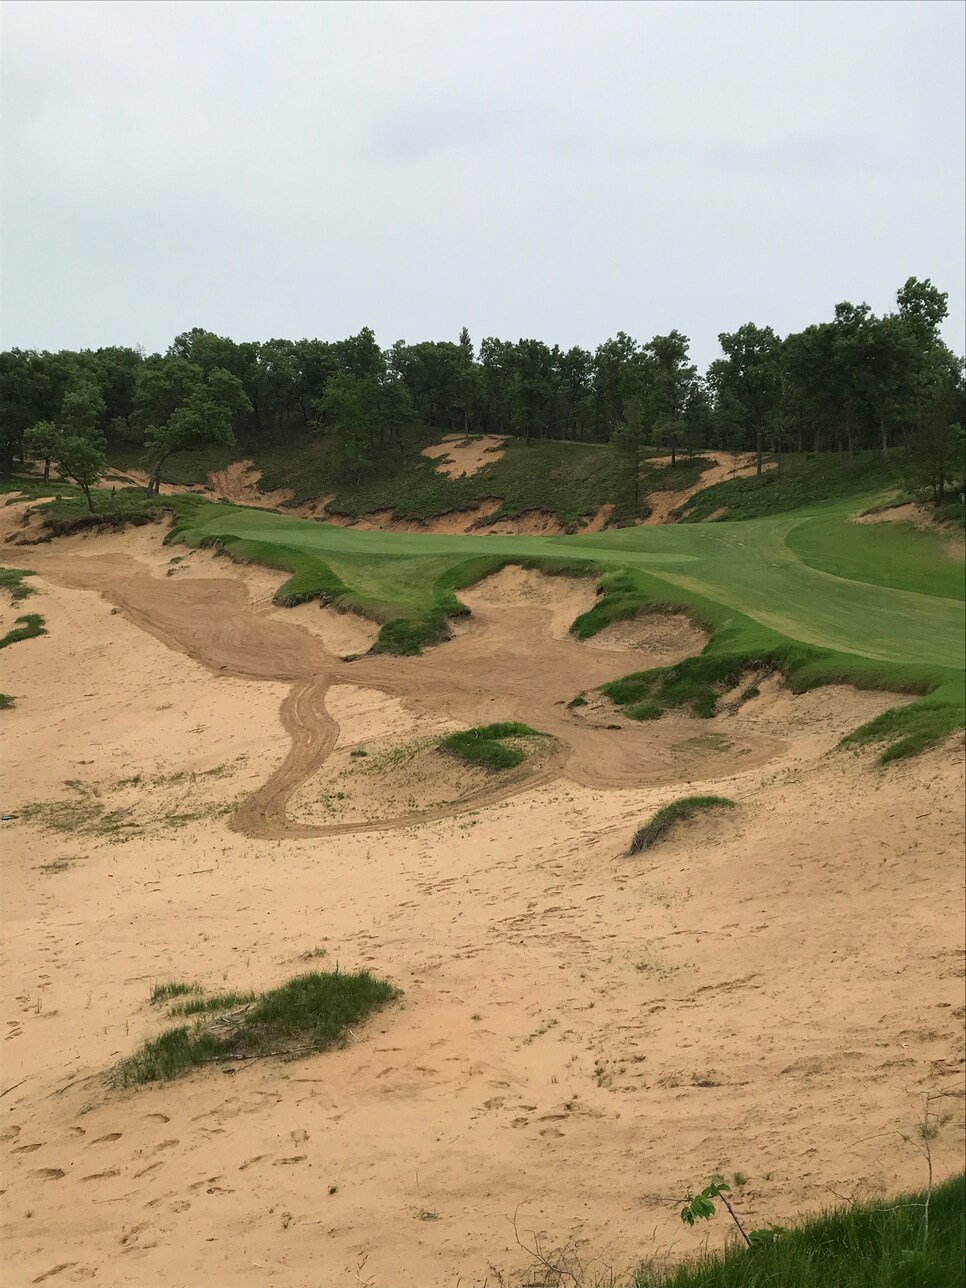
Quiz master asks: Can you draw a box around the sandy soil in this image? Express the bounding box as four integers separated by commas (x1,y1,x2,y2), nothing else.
421,434,507,478
2,504,964,1288
207,462,295,511
642,452,776,525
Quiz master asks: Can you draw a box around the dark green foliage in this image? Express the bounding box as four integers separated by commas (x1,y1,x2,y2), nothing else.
0,612,46,651
124,970,397,1084
741,685,760,700
635,1172,965,1288
567,695,587,708
629,796,735,854
439,722,542,771
0,693,14,710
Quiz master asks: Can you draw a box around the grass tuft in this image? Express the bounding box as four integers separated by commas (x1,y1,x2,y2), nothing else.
123,970,397,1084
150,981,201,1005
439,722,544,771
635,1171,965,1288
629,795,735,855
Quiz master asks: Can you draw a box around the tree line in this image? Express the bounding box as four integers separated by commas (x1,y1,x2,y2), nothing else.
0,276,962,508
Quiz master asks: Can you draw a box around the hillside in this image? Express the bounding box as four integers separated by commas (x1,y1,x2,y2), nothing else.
96,428,942,537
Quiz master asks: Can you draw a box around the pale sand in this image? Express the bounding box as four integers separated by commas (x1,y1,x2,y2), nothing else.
1,505,964,1287
421,435,507,478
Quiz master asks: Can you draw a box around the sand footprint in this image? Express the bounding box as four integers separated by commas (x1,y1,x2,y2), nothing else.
13,1142,44,1153
90,1133,122,1145
32,1168,66,1180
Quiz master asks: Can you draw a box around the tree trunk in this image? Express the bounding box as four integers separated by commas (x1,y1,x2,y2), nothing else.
670,443,677,466
42,457,50,482
83,483,94,513
755,426,763,476
880,407,888,455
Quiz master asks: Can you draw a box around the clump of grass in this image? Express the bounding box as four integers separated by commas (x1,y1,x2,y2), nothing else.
150,981,202,1005
123,970,397,1084
635,1172,965,1288
568,694,588,708
169,991,256,1017
0,612,46,651
0,693,14,710
0,566,37,603
629,795,735,855
439,721,543,771
349,748,368,758
741,685,761,700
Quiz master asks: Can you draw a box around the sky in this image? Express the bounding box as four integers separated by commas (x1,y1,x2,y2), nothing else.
1,0,963,370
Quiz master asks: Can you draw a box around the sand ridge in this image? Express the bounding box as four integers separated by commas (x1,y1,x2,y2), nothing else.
2,508,964,1288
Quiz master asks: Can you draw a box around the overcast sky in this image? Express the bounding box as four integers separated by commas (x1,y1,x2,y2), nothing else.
1,0,963,369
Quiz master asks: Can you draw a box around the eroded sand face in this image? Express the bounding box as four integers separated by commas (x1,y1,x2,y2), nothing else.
421,434,507,478
2,509,964,1288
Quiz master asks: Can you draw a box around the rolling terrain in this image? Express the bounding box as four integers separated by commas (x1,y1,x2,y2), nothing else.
1,464,964,1288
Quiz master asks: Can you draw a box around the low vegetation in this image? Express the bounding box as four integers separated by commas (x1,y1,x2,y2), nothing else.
636,1171,965,1288
0,611,46,651
121,970,397,1084
628,796,735,854
439,722,545,771
679,451,907,522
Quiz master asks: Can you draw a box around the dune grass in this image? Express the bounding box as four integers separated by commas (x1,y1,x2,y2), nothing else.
0,612,46,651
439,722,543,771
635,1171,965,1288
150,981,201,1004
123,970,397,1084
629,796,735,854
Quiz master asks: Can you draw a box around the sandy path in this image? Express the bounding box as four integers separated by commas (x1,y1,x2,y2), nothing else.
2,514,964,1287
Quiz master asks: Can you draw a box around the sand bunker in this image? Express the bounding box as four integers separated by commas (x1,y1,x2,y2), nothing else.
421,433,506,477
3,505,964,1288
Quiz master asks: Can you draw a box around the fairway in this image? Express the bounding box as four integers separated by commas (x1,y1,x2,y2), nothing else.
175,497,965,674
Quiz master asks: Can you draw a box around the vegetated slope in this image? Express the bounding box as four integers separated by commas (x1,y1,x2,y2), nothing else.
679,450,907,522
165,492,965,759
103,430,742,530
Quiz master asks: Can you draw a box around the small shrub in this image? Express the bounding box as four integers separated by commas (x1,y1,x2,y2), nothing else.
629,795,735,855
0,693,13,710
742,685,761,700
568,694,588,708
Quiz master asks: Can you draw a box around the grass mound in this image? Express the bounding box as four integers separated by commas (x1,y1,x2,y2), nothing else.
439,722,544,771
635,1171,965,1288
629,796,735,854
121,970,397,1084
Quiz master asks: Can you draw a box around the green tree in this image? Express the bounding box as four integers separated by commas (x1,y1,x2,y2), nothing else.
54,431,106,512
710,324,782,474
318,373,376,483
138,364,247,495
24,420,60,481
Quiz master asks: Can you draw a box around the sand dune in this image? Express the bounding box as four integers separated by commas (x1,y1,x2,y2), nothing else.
2,507,963,1288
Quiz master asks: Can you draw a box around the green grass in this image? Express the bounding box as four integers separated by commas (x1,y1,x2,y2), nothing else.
439,721,544,771
679,452,908,522
0,565,37,602
635,1172,965,1288
150,981,201,1004
0,693,14,710
123,970,397,1084
159,489,965,758
168,991,257,1017
628,795,735,854
0,612,46,651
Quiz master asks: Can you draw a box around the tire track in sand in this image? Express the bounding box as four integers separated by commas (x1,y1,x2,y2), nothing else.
19,546,785,840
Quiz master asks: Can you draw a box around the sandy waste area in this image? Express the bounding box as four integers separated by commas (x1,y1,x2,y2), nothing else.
1,501,963,1287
